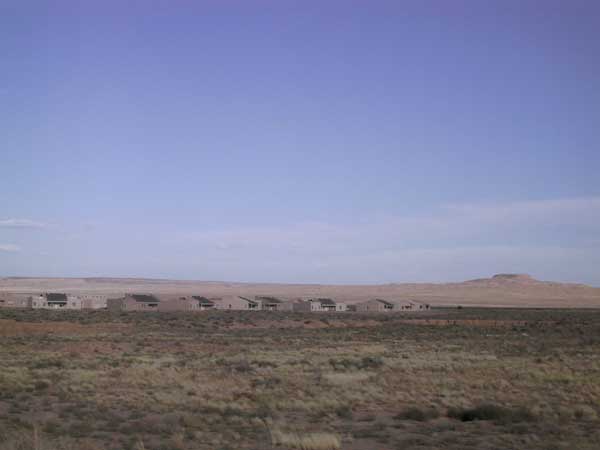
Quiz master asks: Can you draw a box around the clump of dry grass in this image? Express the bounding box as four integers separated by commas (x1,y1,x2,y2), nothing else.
395,406,440,422
270,429,341,450
0,427,102,450
323,371,373,385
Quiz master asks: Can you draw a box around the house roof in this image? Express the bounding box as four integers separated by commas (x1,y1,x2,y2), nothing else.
374,298,394,307
256,296,283,304
313,298,336,305
46,293,67,302
240,296,259,305
406,299,429,306
129,294,160,303
192,296,214,305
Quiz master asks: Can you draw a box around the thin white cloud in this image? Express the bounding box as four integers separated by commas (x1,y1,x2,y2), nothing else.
168,196,600,284
0,244,20,253
5,197,595,284
0,219,47,229
178,196,600,252
443,197,600,225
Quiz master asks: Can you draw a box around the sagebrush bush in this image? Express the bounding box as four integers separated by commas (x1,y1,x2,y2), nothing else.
328,356,384,371
395,406,439,422
448,403,535,423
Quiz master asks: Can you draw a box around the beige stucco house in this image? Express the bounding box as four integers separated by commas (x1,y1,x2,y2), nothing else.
79,294,111,309
30,293,83,310
396,300,430,311
293,298,347,312
157,297,201,312
277,301,297,312
292,299,322,312
355,298,395,312
321,298,347,312
192,296,217,310
0,293,31,308
256,296,287,311
107,294,160,312
214,296,261,310
355,299,431,311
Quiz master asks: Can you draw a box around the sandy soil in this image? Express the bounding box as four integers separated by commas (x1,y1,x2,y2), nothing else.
0,319,131,337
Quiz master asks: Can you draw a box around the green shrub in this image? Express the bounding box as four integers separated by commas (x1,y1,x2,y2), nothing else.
328,356,384,371
448,404,535,423
232,360,254,373
43,419,61,434
359,356,384,369
335,405,353,419
31,359,64,370
34,380,50,391
395,406,439,422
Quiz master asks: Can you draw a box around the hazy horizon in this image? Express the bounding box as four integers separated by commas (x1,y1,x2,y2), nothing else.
1,272,599,289
2,1,599,285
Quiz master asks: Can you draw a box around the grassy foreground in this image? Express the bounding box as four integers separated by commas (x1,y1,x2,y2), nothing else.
0,308,599,450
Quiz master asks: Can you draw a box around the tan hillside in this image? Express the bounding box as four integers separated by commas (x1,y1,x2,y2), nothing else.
1,274,599,308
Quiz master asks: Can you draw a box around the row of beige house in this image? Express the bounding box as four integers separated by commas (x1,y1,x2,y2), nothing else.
0,292,430,312
105,294,353,312
0,293,110,310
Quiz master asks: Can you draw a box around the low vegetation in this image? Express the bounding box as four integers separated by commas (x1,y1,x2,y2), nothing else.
447,403,536,423
0,308,599,449
270,429,341,450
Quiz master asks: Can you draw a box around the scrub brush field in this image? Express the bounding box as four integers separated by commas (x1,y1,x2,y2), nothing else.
1,308,599,450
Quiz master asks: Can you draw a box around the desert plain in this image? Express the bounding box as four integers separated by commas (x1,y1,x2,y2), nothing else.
0,275,599,450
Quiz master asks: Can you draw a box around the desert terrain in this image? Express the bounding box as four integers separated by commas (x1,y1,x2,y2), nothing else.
2,277,599,449
1,274,599,307
1,307,599,450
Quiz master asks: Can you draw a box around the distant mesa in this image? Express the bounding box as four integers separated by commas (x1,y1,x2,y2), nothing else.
492,273,534,281
467,274,538,284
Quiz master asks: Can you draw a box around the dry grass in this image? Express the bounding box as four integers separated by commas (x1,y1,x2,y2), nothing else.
270,429,341,450
0,427,102,450
0,308,599,449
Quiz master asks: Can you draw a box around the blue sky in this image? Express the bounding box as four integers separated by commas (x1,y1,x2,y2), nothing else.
1,1,599,284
